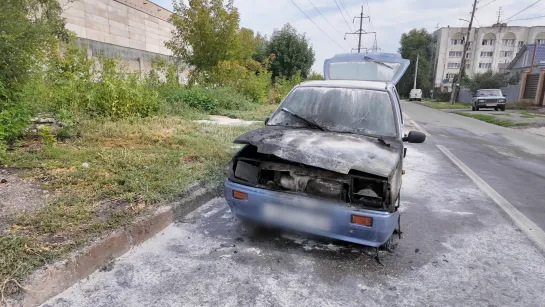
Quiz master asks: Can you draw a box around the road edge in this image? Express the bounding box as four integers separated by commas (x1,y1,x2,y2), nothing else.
437,145,545,252
15,181,223,307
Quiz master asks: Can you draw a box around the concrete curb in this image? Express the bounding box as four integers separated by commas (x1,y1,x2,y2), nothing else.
14,181,223,307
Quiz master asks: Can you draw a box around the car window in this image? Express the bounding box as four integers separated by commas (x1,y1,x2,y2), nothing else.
268,87,397,137
477,90,502,96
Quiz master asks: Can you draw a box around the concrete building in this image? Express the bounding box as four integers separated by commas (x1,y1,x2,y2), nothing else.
430,24,545,92
59,0,182,77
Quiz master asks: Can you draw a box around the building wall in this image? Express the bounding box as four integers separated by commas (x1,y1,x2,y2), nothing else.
59,0,180,76
431,25,545,90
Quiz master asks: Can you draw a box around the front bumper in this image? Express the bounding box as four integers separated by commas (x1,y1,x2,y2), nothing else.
224,180,398,247
476,101,506,107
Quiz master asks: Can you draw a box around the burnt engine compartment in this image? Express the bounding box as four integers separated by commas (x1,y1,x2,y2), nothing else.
229,145,394,212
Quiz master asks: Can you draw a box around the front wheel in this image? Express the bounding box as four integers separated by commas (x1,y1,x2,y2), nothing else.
472,106,476,111
500,106,506,111
475,106,480,111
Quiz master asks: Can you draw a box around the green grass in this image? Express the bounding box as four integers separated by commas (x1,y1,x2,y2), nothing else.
417,101,471,109
0,116,260,296
519,111,545,118
455,112,530,127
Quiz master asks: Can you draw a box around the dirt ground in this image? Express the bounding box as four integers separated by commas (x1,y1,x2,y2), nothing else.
0,168,47,233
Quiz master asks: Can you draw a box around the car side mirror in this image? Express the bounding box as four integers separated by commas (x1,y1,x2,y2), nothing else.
264,117,269,125
403,131,426,143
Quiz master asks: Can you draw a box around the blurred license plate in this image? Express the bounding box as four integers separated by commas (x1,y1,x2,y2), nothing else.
486,103,496,107
262,203,330,231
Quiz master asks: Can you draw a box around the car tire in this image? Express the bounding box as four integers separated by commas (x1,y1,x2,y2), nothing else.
500,106,506,111
418,98,422,101
475,106,479,111
494,107,498,111
472,106,476,111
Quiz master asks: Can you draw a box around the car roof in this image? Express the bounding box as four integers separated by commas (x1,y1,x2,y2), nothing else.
298,80,389,91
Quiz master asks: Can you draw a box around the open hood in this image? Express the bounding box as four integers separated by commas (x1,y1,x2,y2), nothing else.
234,126,401,178
324,53,410,84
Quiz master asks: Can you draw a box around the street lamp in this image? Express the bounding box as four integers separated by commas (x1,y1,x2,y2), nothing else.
459,18,470,23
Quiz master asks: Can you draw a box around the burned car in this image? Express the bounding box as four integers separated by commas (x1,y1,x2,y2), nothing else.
224,53,426,248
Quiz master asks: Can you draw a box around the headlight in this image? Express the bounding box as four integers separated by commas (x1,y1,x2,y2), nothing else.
478,99,485,102
499,99,506,103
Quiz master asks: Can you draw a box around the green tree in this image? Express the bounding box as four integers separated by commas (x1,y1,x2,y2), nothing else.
462,71,516,92
398,28,433,97
267,24,315,80
167,0,250,80
0,0,68,90
0,0,69,146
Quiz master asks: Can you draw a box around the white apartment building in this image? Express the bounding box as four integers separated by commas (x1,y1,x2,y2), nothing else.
430,24,545,91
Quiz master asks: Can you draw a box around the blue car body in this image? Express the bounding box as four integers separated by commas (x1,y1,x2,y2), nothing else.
224,53,420,247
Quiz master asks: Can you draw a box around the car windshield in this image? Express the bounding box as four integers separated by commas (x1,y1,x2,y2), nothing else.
477,89,502,96
268,86,397,137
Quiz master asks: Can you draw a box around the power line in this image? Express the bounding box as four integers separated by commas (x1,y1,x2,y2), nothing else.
288,0,348,52
477,0,496,10
509,14,545,21
333,0,356,36
306,0,351,48
501,0,541,22
364,0,377,49
338,0,353,22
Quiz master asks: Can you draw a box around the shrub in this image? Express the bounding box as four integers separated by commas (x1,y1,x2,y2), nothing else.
210,60,271,103
0,96,31,145
40,126,56,148
35,46,161,119
272,71,303,103
162,86,255,114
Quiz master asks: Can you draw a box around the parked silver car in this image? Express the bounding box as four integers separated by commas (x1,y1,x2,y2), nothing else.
472,89,506,111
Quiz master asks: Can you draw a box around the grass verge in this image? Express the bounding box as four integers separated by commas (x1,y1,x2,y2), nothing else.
416,101,471,109
0,116,260,297
520,111,545,119
455,112,530,127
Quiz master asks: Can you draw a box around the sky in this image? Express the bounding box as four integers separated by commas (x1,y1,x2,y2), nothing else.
150,0,545,73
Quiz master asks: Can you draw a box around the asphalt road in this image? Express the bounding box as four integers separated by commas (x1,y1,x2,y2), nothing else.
401,101,545,233
43,114,545,307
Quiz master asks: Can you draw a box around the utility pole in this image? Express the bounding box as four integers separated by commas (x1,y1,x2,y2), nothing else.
413,53,419,89
450,0,477,105
345,6,372,53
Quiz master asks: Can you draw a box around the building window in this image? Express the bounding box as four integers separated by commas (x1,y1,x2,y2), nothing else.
536,39,545,45
466,52,471,58
500,51,513,57
482,39,495,45
449,51,463,57
480,51,493,57
518,41,525,47
466,64,470,70
478,62,492,69
502,39,515,46
447,62,461,69
446,73,457,79
450,39,463,45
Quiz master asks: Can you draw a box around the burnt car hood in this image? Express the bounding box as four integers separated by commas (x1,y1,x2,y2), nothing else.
234,126,401,178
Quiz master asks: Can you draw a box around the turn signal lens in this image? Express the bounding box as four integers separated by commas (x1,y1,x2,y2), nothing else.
351,215,373,227
233,190,248,200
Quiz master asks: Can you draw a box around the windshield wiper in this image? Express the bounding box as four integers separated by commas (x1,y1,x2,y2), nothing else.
363,56,393,70
280,108,326,131
377,136,391,147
